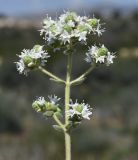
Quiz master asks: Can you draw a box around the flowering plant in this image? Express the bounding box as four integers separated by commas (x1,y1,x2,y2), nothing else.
15,11,115,160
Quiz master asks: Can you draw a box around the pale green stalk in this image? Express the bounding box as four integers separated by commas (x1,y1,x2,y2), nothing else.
64,53,72,160
53,114,66,132
38,66,65,84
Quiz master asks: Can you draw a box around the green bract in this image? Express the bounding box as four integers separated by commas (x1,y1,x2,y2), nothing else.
87,18,99,28
23,56,34,66
98,46,108,56
32,101,46,112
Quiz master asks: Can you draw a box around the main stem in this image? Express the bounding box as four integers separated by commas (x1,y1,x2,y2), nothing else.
65,53,72,160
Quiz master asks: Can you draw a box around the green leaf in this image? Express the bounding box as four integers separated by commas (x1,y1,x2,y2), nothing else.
43,111,54,117
53,125,63,132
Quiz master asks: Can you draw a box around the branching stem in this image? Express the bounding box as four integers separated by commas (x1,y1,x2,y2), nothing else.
70,64,95,85
38,66,65,84
53,114,66,132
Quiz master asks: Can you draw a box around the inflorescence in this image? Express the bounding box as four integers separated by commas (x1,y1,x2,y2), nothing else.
16,45,50,75
40,11,104,44
16,11,115,76
85,45,115,66
32,95,62,118
32,96,92,128
67,100,92,123
15,11,116,130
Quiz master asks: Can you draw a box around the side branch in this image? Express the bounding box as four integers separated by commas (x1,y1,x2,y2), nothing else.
53,114,66,132
70,64,95,85
38,66,65,84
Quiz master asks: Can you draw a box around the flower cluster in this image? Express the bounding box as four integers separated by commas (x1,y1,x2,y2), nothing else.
40,11,104,44
15,45,50,75
67,100,92,124
32,95,62,118
85,45,115,65
15,11,116,134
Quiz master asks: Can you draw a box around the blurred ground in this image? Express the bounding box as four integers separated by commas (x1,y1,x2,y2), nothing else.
0,10,138,160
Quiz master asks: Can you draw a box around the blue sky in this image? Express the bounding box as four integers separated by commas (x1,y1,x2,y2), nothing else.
0,0,138,16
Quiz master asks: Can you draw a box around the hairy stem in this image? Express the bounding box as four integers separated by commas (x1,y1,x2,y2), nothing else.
65,53,72,160
38,66,65,84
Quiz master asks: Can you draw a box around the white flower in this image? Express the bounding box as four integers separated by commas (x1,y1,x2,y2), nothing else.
106,52,115,65
60,31,71,44
59,11,77,23
68,101,81,117
46,31,56,42
85,53,92,63
48,95,61,105
67,100,92,120
16,59,27,75
89,46,99,57
39,29,45,36
36,97,46,106
59,13,68,23
55,22,63,35
67,109,75,118
78,31,87,41
16,46,50,75
85,45,115,65
81,104,92,120
95,26,105,36
33,50,49,59
95,55,105,63
76,15,88,22
19,47,49,60
43,16,55,29
91,19,105,36
40,11,105,44
67,20,75,27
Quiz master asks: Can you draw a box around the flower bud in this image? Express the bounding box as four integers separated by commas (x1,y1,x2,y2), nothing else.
75,104,83,113
42,102,60,118
23,56,39,69
65,12,77,22
67,100,92,125
32,96,62,118
77,24,89,32
63,25,72,33
23,56,33,65
44,95,62,117
32,101,46,112
32,101,40,112
98,46,108,56
45,102,58,112
87,18,99,28
33,45,43,52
